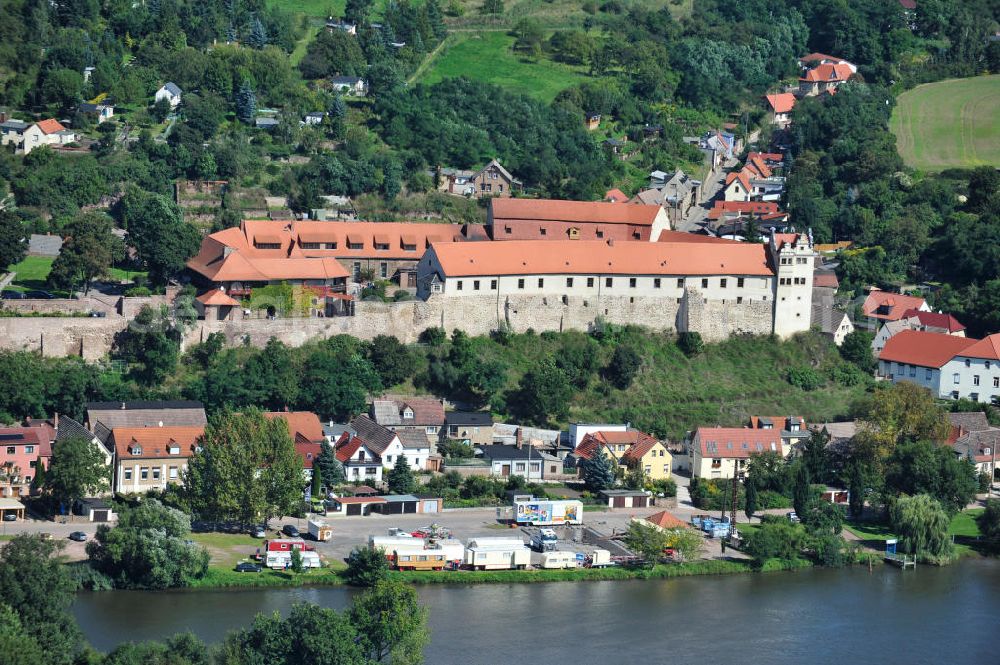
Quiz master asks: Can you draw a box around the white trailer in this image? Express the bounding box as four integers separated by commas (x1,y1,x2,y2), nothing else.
308,519,332,542
587,549,613,568
539,551,578,569
512,499,583,526
464,538,530,570
264,550,322,569
429,539,465,565
369,535,422,553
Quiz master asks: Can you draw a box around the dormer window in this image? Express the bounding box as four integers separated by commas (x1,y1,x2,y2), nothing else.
358,450,366,461
168,444,180,455
402,408,414,420
131,446,143,455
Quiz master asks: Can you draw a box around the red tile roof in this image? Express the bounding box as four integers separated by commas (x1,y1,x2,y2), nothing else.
956,334,1000,362
490,198,663,226
576,430,661,463
901,309,965,333
707,201,781,220
878,330,978,368
749,416,807,432
747,152,784,164
646,510,688,529
196,288,240,307
428,239,774,278
813,272,839,289
36,119,67,134
725,170,752,194
109,426,204,460
604,188,629,203
765,93,796,114
296,441,321,469
695,427,784,459
655,231,743,245
800,63,854,83
862,291,928,321
264,411,325,444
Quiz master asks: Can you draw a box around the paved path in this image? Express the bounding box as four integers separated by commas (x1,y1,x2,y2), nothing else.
675,158,738,233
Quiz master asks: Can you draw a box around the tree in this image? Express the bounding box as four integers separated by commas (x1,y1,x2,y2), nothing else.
623,520,671,563
289,548,304,575
102,633,209,665
301,346,382,421
185,409,303,526
677,332,703,357
582,448,616,491
840,330,876,372
743,519,808,564
604,345,641,389
792,462,812,518
481,0,503,16
387,455,416,495
744,477,758,520
884,440,978,514
220,603,364,665
854,382,951,463
345,0,374,25
115,305,182,385
344,546,390,587
0,210,27,272
44,437,109,513
0,536,82,664
349,580,429,664
801,499,845,536
116,187,201,283
47,212,122,293
0,605,45,665
247,17,268,49
235,79,256,124
978,499,1000,554
311,465,323,498
514,361,572,425
151,97,172,122
800,428,831,483
889,494,952,559
86,500,209,589
316,440,346,487
367,335,417,387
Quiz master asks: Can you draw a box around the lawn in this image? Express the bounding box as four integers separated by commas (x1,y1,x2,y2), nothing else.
891,75,1000,171
417,32,601,102
7,256,55,291
267,0,346,18
189,532,265,567
846,509,985,556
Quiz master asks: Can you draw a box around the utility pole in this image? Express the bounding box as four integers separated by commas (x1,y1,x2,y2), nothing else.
729,473,739,540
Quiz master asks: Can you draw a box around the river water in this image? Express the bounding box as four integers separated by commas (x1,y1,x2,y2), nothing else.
75,560,1000,664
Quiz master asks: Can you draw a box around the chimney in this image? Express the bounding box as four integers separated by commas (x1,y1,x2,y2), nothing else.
54,412,59,428
515,428,523,449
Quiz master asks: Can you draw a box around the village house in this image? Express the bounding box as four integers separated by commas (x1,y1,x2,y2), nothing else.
340,414,432,472
331,76,367,96
875,330,1000,403
748,415,810,450
110,426,203,494
633,170,701,225
872,309,965,353
55,416,113,480
574,429,672,480
723,157,785,203
798,53,858,72
861,290,930,330
85,400,207,449
939,335,1000,404
304,111,326,125
604,188,629,203
478,444,561,481
326,19,357,34
444,411,494,446
264,411,326,480
584,113,601,130
370,396,446,447
798,63,854,97
435,159,520,198
952,428,1000,481
0,118,76,154
764,93,797,127
689,427,791,479
811,302,854,346
194,289,241,322
486,198,672,242
155,82,182,108
186,220,479,295
0,427,51,499
334,434,384,484
78,102,114,123
417,231,817,340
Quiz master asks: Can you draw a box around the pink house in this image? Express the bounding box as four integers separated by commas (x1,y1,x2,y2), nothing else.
0,428,51,498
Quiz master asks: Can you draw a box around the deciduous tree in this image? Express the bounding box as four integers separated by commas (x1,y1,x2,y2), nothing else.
349,579,429,664
44,437,110,513
0,210,27,272
889,494,952,559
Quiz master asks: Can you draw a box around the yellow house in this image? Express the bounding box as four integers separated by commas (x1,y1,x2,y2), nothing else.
576,430,672,480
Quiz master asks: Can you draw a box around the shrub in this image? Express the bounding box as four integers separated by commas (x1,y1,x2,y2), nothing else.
418,327,446,345
677,332,703,357
786,366,823,391
344,546,390,587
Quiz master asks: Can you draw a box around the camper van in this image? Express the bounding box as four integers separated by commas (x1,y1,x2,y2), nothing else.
539,551,578,569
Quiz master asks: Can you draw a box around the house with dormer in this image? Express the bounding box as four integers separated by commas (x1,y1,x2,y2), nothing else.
110,426,204,494
341,414,431,472
370,397,445,446
689,426,791,479
573,429,672,480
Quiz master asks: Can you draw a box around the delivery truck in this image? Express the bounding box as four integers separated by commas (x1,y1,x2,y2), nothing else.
464,537,531,570
308,519,332,542
530,528,558,552
505,499,583,526
539,551,578,569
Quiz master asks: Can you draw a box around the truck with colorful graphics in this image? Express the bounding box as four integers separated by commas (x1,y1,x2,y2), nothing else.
499,498,583,526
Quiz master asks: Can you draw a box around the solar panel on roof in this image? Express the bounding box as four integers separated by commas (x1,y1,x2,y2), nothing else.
0,434,26,441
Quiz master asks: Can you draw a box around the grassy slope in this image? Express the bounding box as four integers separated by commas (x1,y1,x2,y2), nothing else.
417,32,599,102
455,330,865,440
891,75,1000,171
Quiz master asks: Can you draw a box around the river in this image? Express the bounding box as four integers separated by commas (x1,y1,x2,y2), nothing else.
75,561,1000,664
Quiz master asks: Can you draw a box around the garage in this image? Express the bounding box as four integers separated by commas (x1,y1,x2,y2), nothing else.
331,496,386,516
0,498,26,521
379,495,420,515
74,498,115,522
599,490,653,509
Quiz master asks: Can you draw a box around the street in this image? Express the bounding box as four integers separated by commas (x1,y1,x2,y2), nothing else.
675,158,738,233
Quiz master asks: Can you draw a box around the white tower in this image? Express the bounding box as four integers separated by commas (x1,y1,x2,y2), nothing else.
770,229,817,338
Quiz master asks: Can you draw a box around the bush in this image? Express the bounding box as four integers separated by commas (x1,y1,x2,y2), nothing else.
418,327,446,345
743,520,808,564
977,499,1000,554
604,345,641,389
648,477,677,497
123,286,153,297
786,366,823,391
677,332,703,357
344,546,390,587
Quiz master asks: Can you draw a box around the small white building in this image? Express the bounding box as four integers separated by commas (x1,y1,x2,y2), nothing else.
331,76,367,96
155,82,182,108
2,119,76,155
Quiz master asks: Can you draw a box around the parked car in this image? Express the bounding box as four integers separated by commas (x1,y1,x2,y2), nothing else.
68,531,88,542
25,290,54,299
251,525,266,538
282,524,300,538
1,290,26,300
1,513,17,521
786,511,800,523
235,562,262,573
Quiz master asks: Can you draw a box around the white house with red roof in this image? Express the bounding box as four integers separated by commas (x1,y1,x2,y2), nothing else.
940,335,1000,404
872,308,965,353
689,427,791,479
2,118,77,154
861,290,930,329
764,93,797,127
876,330,987,399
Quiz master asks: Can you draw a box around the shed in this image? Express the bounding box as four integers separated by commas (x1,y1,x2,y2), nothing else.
73,498,115,522
331,496,386,516
416,495,442,514
0,498,26,520
378,494,420,515
598,489,653,509
349,485,380,497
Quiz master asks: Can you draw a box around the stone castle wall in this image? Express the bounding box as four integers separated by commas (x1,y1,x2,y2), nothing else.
0,317,128,360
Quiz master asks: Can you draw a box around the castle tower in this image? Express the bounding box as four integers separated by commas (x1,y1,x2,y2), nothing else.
770,229,817,338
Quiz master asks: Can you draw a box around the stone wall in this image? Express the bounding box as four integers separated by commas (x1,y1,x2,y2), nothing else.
0,317,127,359
1,294,118,316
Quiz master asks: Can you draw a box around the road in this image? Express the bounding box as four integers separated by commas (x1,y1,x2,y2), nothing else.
675,158,738,233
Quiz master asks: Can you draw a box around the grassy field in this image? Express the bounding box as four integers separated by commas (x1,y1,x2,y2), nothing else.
5,256,146,293
846,508,985,557
267,0,346,18
891,75,1000,171
417,31,606,102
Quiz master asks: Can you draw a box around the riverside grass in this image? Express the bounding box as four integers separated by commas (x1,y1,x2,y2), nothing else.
189,557,815,590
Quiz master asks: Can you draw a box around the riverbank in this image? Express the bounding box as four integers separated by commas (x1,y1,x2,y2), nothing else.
187,556,817,590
